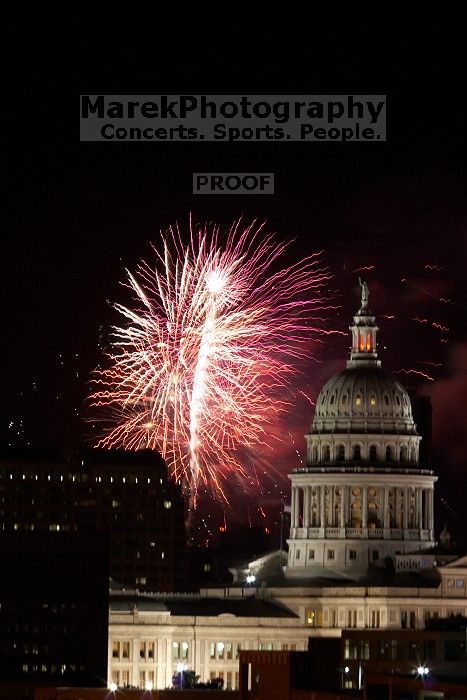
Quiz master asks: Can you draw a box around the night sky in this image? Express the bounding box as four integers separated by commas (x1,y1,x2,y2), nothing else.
3,11,466,543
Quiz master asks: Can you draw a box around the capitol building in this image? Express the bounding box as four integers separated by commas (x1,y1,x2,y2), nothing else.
107,283,466,691
287,279,436,578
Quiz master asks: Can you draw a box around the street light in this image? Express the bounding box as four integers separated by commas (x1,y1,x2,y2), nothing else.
145,680,153,690
246,574,256,585
417,666,429,676
109,682,118,692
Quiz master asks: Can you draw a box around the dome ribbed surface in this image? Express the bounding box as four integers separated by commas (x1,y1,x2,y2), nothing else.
312,367,416,434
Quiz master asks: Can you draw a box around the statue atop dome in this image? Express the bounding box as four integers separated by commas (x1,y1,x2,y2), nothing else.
358,277,369,312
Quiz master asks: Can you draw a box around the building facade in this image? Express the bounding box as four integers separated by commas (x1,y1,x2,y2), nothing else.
287,281,436,578
108,557,467,690
0,448,186,591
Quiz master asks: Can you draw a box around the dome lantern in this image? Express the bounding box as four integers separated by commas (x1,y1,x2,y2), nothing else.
347,278,381,369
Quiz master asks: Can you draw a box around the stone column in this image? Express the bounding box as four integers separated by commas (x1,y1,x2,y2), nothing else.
129,638,136,687
384,487,389,528
166,639,173,689
429,488,434,532
340,487,345,528
320,485,325,527
304,486,310,528
403,487,409,529
291,486,297,529
417,488,423,529
362,485,368,528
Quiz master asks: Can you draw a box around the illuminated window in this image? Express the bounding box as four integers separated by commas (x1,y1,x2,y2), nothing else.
347,609,358,628
121,670,130,686
217,642,225,659
344,639,358,659
121,641,130,659
370,396,376,406
164,501,172,509
355,396,362,406
360,640,370,659
172,641,180,660
226,642,233,660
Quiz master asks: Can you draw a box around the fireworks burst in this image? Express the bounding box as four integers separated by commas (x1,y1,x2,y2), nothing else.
90,219,334,506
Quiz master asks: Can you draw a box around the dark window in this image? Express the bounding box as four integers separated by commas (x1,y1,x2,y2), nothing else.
445,640,465,661
353,445,361,460
423,640,436,660
349,549,357,560
369,445,377,460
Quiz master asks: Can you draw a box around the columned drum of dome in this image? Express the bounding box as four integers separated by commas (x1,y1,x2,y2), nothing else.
286,281,437,580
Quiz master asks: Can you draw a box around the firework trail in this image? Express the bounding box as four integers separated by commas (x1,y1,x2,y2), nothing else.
90,219,334,506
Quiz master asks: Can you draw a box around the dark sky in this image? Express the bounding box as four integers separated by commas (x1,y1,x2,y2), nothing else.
3,10,466,541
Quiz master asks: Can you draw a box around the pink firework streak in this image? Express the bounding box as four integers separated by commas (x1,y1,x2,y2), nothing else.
89,219,334,506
